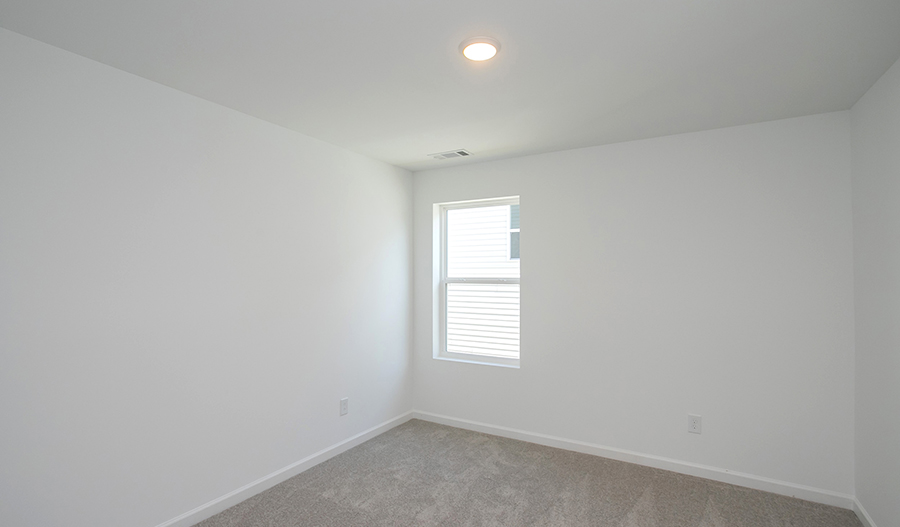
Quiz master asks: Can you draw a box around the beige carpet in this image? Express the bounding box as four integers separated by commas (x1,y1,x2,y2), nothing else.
196,419,862,527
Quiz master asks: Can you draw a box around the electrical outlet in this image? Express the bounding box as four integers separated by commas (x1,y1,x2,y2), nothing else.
340,398,349,416
688,414,702,434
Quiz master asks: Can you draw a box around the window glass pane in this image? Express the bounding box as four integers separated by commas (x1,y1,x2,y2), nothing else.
510,231,520,260
446,282,519,359
447,205,520,279
510,204,520,230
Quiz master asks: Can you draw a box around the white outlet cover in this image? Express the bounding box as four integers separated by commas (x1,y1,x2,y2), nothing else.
688,414,702,434
340,398,349,416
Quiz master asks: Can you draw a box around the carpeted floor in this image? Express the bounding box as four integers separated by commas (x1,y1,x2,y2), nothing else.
196,419,862,527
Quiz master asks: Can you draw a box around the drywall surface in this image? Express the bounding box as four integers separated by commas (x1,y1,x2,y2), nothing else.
413,112,856,495
851,55,900,527
0,29,412,527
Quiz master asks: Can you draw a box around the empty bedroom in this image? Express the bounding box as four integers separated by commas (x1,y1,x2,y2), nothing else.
1,1,899,526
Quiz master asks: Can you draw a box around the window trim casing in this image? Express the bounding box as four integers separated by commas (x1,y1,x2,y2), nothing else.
434,196,520,369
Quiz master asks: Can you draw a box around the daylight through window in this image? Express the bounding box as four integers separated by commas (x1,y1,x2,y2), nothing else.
437,197,520,367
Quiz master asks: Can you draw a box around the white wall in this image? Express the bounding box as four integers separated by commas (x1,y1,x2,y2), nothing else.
851,55,900,527
413,112,856,496
0,29,412,527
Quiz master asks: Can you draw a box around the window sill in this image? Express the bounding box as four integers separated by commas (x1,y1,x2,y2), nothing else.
434,353,520,369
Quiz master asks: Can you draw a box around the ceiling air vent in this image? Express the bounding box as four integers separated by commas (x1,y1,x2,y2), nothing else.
429,149,472,160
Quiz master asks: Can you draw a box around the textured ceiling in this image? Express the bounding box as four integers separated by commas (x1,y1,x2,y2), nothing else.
2,0,900,171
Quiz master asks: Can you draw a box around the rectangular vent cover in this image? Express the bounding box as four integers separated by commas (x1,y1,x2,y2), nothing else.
430,149,472,160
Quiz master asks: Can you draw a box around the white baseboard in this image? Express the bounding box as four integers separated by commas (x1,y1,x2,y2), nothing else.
853,498,878,527
155,411,415,527
411,410,857,511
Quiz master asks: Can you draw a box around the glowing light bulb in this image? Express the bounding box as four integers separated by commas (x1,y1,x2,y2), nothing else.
460,37,500,61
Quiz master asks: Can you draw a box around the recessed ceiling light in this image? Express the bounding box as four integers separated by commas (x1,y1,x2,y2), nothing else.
460,37,500,61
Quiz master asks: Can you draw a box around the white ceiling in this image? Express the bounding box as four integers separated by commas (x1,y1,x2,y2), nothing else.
3,0,900,171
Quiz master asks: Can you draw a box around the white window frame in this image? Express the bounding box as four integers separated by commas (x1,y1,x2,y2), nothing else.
433,196,520,368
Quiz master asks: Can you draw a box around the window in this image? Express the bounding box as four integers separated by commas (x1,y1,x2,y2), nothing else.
435,197,520,367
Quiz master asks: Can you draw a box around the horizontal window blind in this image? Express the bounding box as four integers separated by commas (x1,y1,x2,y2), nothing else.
443,202,519,360
446,283,520,358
